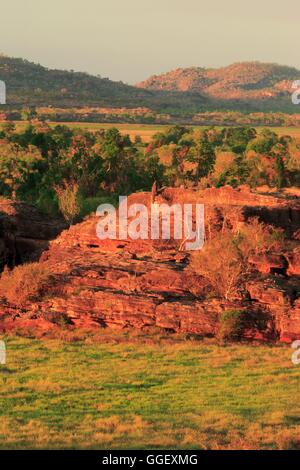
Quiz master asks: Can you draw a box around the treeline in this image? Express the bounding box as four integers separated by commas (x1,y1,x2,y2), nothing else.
192,111,300,127
2,107,300,127
0,121,164,217
1,106,163,124
147,125,300,189
0,122,299,221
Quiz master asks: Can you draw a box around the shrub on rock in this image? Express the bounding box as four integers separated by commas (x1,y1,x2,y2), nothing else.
219,309,247,341
0,262,51,307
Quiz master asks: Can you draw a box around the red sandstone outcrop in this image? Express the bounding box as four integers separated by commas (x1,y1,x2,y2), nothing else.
158,185,300,237
0,186,299,342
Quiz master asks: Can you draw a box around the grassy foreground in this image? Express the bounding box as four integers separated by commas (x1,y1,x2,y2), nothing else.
0,333,299,450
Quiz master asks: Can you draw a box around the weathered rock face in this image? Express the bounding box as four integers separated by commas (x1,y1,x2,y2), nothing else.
287,248,300,276
248,254,288,275
0,243,272,339
0,199,66,270
159,185,300,237
0,186,299,342
280,299,300,342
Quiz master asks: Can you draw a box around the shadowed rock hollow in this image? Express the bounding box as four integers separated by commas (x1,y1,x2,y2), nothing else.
0,199,66,271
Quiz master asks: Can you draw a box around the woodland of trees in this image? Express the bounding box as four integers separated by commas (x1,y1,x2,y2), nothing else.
0,122,299,221
3,108,300,127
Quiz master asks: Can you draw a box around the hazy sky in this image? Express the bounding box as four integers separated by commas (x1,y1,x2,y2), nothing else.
1,0,300,83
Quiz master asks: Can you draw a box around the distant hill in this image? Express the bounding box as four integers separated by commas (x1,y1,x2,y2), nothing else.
0,56,300,114
137,62,300,112
0,55,207,112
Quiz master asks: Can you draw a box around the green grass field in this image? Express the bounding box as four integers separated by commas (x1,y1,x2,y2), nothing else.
0,333,299,450
50,123,300,143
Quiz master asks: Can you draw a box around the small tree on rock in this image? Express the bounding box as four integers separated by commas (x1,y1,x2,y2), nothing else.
55,180,80,225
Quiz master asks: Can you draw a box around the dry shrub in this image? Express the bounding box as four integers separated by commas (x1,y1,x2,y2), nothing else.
191,231,245,300
219,309,247,341
0,262,51,307
191,219,284,300
198,176,210,189
55,180,80,225
238,217,284,256
212,151,236,181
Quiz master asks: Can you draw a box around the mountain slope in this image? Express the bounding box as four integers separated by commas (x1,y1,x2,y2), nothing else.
0,55,207,111
1,56,299,113
137,62,299,106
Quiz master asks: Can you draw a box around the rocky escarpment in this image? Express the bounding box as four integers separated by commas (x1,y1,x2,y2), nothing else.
0,199,66,271
0,186,299,341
